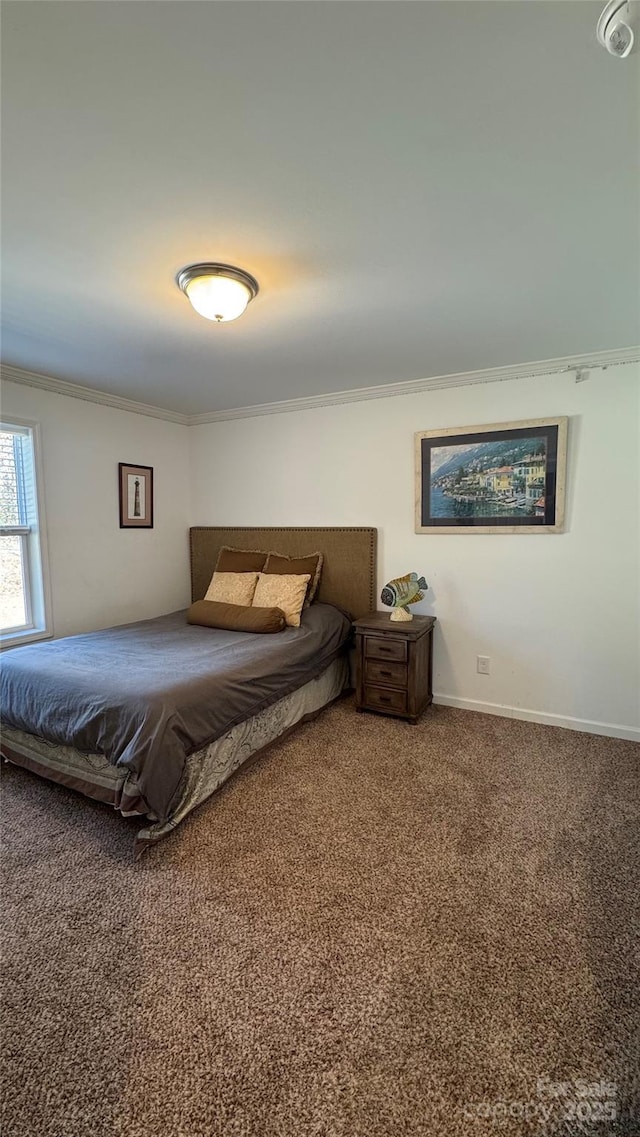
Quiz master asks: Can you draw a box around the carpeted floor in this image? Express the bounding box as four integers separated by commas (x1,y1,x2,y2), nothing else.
1,699,639,1137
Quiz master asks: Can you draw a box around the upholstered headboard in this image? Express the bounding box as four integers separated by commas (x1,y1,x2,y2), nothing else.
190,527,377,620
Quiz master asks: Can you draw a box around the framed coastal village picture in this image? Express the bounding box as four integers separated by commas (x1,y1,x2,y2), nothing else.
119,463,154,528
415,417,568,534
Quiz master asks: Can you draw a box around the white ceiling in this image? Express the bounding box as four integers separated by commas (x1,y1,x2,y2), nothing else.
2,1,638,415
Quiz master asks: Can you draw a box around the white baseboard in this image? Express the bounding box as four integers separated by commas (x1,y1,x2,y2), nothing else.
432,694,640,743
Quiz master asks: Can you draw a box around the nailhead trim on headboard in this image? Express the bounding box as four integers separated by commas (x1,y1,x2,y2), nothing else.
189,527,377,620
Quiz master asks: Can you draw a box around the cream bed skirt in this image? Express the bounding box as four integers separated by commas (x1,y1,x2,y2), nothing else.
2,656,349,856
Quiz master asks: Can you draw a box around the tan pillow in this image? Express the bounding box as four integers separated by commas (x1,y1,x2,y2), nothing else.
187,600,286,633
215,546,268,573
263,551,323,606
205,571,259,606
252,573,311,628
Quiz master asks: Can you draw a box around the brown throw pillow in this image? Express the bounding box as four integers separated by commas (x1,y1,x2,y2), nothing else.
263,551,323,606
187,600,286,633
215,546,268,573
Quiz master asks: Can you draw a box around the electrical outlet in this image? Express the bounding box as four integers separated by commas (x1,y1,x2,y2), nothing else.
477,655,491,675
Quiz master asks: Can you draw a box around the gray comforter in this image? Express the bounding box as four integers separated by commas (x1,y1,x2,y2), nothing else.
0,604,350,821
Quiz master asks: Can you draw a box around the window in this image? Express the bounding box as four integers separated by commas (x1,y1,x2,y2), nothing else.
0,419,51,645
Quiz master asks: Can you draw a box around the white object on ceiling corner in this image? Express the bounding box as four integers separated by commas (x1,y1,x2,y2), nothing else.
597,1,636,57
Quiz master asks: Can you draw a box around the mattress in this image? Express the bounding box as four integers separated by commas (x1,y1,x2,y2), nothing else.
2,655,349,856
0,602,351,823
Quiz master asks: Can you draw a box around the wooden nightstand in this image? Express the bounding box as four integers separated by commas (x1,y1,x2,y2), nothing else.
353,612,436,723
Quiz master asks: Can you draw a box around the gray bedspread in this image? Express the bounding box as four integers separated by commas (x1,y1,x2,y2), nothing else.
0,603,351,821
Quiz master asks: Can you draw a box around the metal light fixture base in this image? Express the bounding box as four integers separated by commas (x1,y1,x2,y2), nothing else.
176,263,259,300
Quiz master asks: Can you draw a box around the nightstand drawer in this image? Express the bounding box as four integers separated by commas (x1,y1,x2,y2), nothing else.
364,636,407,663
363,686,408,714
365,660,407,687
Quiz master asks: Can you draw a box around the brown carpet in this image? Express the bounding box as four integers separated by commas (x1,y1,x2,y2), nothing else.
1,700,639,1136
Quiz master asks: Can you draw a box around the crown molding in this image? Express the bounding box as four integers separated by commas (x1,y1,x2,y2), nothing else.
2,346,638,428
0,363,190,425
188,346,640,424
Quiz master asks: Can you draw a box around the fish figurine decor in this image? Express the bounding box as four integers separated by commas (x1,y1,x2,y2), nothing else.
380,573,428,622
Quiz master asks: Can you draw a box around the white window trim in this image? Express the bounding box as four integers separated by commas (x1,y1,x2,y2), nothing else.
0,416,53,648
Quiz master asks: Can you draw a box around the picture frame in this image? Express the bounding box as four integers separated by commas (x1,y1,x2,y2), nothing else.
415,417,568,534
118,463,154,529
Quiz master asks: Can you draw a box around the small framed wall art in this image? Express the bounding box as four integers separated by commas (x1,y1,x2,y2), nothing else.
119,463,154,529
415,417,568,534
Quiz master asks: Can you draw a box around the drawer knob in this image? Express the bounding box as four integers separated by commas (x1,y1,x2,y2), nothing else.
380,670,392,677
379,695,391,703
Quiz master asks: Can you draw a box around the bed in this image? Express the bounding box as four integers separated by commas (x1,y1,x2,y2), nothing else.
0,526,377,855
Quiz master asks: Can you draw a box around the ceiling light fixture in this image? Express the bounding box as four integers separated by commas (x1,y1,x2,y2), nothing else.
597,0,635,57
176,263,259,322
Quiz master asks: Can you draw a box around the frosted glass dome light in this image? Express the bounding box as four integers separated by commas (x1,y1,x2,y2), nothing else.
176,263,259,322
